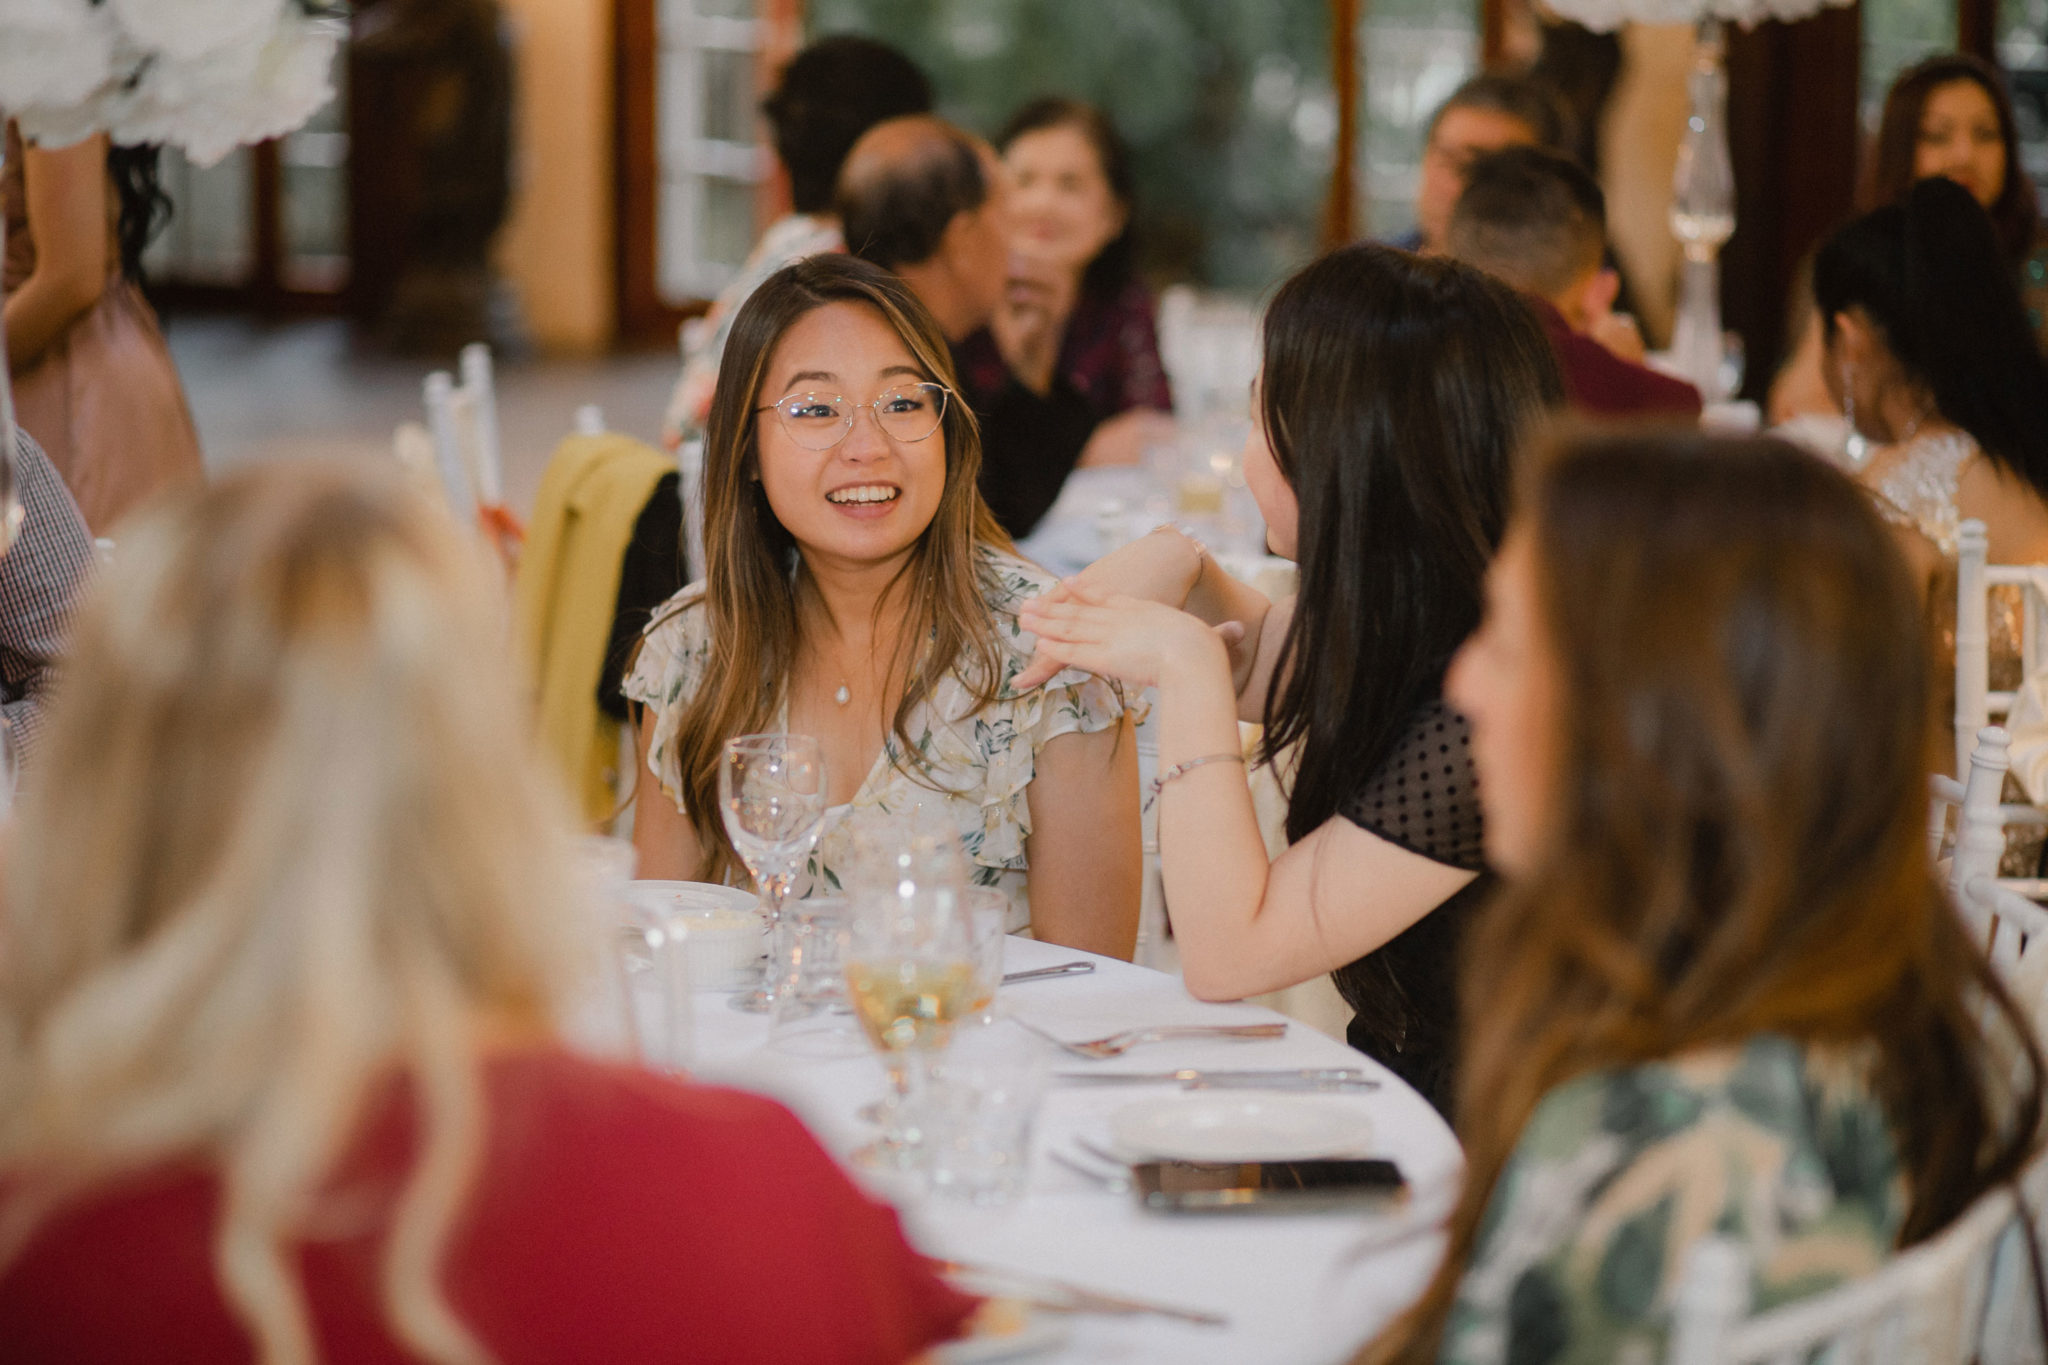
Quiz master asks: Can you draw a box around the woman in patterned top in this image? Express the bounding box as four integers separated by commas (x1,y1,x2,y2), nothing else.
1018,244,1562,1114
626,254,1140,955
1357,433,2045,1365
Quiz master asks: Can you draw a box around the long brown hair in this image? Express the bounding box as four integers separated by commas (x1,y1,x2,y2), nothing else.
1864,52,2038,261
668,253,1010,878
1364,433,2044,1362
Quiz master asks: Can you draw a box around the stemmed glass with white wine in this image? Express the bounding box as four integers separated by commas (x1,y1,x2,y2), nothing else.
842,821,978,1168
718,733,827,1013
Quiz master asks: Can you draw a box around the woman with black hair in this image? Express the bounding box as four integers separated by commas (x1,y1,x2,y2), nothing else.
955,98,1174,474
1817,175,2048,569
1017,243,1563,1116
4,126,200,532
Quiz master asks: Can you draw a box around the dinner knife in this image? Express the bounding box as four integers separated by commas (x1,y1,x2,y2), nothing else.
1000,961,1096,985
1052,1067,1379,1090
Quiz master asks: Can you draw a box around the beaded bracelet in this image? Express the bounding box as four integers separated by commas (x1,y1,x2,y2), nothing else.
1143,751,1245,814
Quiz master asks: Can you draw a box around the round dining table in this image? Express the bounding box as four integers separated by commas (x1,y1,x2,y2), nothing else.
658,932,1465,1364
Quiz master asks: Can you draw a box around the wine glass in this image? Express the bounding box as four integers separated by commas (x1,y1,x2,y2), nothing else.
843,827,976,1169
718,733,827,1013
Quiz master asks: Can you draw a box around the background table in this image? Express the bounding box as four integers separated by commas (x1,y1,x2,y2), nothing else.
667,935,1465,1364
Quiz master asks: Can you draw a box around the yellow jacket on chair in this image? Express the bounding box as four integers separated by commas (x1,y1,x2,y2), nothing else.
514,432,676,826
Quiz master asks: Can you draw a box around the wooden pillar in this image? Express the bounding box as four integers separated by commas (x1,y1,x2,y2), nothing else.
1325,0,1360,249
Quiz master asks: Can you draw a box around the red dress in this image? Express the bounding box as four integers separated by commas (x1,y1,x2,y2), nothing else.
0,1051,976,1363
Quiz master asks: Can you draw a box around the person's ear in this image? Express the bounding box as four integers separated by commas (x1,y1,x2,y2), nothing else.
1586,266,1621,318
1829,308,1879,368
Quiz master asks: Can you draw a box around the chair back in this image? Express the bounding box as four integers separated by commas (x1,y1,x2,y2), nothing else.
1666,1174,2028,1365
421,343,508,528
1956,519,2048,775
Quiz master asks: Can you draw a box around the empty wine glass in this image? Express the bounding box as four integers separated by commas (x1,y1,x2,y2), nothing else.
719,733,826,1013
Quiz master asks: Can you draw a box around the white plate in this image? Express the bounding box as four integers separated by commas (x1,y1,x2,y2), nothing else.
622,879,758,919
622,881,762,990
1109,1094,1373,1162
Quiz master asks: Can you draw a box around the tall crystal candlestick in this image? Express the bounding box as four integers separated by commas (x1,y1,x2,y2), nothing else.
1668,19,1736,404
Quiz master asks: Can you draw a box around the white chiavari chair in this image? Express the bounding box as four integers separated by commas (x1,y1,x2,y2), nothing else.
1665,1157,2044,1365
1955,519,2048,777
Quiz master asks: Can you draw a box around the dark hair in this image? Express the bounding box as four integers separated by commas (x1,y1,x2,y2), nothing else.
1363,432,2045,1362
1814,176,2048,495
762,35,933,217
1427,74,1573,158
672,254,1010,878
1865,52,2038,261
996,97,1137,295
1446,145,1605,299
1258,243,1563,846
837,118,989,271
106,144,172,284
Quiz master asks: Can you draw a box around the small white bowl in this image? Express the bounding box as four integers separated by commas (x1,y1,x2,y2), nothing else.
623,881,763,991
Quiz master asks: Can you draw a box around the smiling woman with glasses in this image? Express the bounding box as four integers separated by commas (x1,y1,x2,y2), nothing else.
623,253,1142,958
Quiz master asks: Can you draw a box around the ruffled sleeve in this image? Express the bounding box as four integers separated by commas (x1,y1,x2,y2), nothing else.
619,586,711,812
926,552,1144,875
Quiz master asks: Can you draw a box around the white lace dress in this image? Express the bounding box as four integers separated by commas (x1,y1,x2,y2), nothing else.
622,548,1137,934
1869,429,1976,557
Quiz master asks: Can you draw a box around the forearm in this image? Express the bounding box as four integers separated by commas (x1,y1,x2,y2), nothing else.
9,136,110,372
1150,633,1285,998
4,272,100,372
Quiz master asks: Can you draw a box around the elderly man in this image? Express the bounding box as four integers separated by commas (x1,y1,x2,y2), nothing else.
836,115,1094,539
2,428,95,756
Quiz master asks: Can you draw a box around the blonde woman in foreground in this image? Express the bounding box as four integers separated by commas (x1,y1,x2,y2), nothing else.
0,464,977,1363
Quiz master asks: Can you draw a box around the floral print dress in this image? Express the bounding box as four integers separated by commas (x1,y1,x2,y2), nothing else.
1440,1035,1906,1365
622,548,1136,934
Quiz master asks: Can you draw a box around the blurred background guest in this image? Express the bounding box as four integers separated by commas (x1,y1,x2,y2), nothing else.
1772,51,2048,428
1361,433,2042,1364
1395,74,1571,257
660,35,933,449
1447,146,1699,419
1018,245,1561,1115
1816,177,2048,573
838,116,1095,540
0,430,92,759
0,461,980,1363
627,255,1140,956
953,99,1174,472
4,126,200,533
1865,53,2047,349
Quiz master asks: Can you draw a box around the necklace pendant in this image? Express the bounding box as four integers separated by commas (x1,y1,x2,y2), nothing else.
834,683,851,706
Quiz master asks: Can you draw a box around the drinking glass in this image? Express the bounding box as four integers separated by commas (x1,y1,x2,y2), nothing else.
959,886,1010,1023
923,1019,1049,1206
768,896,864,1057
718,734,826,1013
843,838,976,1169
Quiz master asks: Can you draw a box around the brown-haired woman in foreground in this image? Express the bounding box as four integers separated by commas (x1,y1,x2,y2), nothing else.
1361,434,2043,1363
0,463,977,1363
627,253,1140,956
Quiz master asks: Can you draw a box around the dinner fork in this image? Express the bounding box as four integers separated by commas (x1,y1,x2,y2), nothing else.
1015,1016,1287,1059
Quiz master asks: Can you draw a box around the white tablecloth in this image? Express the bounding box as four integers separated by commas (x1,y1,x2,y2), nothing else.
668,935,1464,1364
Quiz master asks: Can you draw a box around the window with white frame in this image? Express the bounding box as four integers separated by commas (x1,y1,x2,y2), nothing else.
656,0,772,303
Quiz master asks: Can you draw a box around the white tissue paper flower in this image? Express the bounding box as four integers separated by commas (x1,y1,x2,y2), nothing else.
0,0,118,118
1543,0,1850,30
106,12,341,166
107,0,286,65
